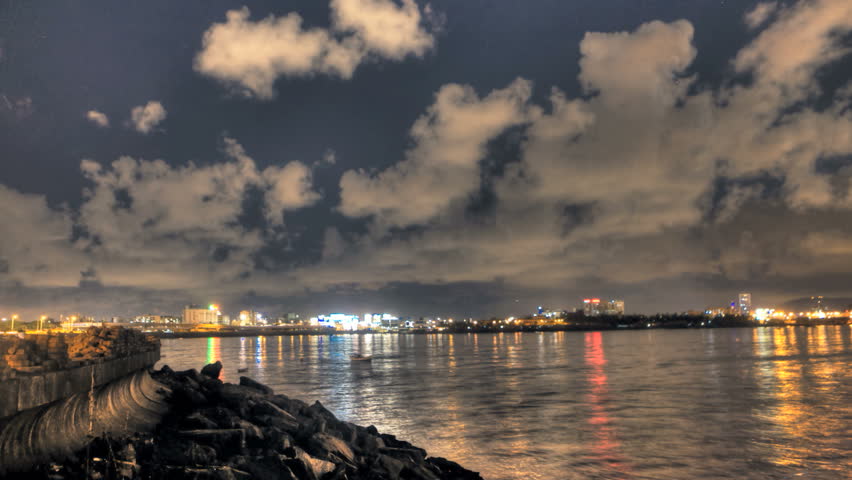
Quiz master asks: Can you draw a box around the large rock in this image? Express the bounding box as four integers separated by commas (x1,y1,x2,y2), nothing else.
427,457,485,480
307,432,356,464
177,429,246,454
285,446,335,479
239,376,273,395
201,361,223,380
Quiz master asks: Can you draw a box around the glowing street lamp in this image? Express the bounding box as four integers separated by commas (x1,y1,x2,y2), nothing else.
39,315,47,331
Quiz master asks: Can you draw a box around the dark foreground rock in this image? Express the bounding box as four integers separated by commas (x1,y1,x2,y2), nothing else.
11,363,482,480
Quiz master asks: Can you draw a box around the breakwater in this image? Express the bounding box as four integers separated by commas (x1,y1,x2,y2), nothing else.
9,361,482,479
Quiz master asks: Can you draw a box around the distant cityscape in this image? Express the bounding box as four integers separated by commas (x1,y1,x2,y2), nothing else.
2,293,850,335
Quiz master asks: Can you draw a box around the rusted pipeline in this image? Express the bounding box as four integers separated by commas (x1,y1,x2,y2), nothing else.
0,369,170,472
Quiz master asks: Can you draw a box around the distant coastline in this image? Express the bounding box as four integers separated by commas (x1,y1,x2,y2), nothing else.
149,316,851,339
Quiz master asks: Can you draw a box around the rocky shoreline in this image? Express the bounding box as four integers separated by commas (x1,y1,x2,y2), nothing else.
11,361,482,480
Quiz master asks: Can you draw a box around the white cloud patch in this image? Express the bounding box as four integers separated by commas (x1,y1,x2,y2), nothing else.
222,137,320,225
744,2,778,29
195,1,436,98
130,101,167,134
330,0,433,59
0,185,84,287
579,20,696,109
86,110,109,128
339,78,533,228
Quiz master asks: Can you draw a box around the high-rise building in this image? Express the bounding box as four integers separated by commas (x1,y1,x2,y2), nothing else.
583,298,602,316
607,300,625,315
183,305,219,324
583,299,624,316
738,293,752,315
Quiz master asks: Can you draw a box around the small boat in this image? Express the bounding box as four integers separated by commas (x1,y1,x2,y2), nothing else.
237,367,248,373
350,354,372,362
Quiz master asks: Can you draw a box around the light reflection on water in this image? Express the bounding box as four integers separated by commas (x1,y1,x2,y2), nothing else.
159,327,852,480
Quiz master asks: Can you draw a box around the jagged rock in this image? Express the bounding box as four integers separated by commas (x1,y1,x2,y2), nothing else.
380,446,427,464
355,431,385,453
426,457,484,480
239,376,274,395
306,401,335,421
234,419,265,448
373,454,406,479
307,432,356,464
241,455,299,480
177,429,246,454
201,361,223,380
401,463,442,480
199,406,241,429
171,384,208,409
284,446,334,479
251,399,297,420
253,413,301,433
185,443,218,466
180,412,219,430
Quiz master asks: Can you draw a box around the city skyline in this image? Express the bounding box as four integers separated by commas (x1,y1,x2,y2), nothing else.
2,0,852,318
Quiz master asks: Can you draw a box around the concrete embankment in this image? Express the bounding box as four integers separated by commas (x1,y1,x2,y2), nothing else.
7,361,483,480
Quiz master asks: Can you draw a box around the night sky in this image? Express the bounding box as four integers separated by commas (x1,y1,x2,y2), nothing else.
1,0,852,318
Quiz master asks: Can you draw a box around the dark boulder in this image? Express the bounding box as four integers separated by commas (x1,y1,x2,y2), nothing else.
426,457,485,480
307,432,356,464
179,412,219,430
201,361,223,379
239,376,274,395
176,429,246,455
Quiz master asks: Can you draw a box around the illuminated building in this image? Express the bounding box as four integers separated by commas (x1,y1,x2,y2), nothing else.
311,313,361,331
363,313,400,329
738,293,752,315
583,299,625,316
183,304,219,324
810,296,824,313
133,314,181,324
239,310,259,326
607,300,625,315
583,298,601,316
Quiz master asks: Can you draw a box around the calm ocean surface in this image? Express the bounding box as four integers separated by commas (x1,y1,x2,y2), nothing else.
158,327,852,480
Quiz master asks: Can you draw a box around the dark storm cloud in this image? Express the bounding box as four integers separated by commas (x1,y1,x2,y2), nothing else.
2,0,852,318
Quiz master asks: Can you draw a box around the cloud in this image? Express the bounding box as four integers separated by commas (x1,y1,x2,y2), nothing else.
195,1,436,98
330,0,433,59
744,2,778,29
222,137,320,225
339,78,533,228
308,4,852,301
734,0,852,94
86,110,109,128
579,20,696,109
0,185,84,288
130,101,167,134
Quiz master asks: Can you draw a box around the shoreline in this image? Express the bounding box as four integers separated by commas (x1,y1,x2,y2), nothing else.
150,321,850,339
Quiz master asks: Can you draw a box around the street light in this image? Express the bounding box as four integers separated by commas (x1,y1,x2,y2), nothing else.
39,315,47,331
11,314,18,332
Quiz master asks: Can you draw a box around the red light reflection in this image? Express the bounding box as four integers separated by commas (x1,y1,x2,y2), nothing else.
584,331,633,478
